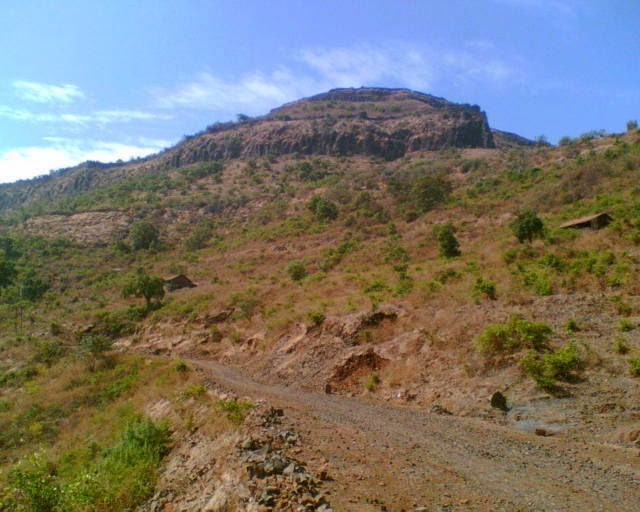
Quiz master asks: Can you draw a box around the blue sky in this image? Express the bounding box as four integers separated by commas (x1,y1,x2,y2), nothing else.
0,0,638,183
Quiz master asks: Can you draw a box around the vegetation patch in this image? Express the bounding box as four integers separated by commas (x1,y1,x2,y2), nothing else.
474,314,552,355
215,398,255,424
520,342,582,388
1,416,170,512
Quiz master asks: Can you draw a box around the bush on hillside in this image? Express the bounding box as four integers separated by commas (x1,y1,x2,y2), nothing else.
474,314,552,355
520,342,582,388
129,221,160,251
473,277,497,300
287,260,307,282
307,195,338,222
434,223,460,258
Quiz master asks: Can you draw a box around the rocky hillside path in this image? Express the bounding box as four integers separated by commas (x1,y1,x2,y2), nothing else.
189,358,640,511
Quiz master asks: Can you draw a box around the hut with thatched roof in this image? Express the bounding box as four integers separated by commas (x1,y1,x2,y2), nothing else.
558,212,612,230
164,274,197,291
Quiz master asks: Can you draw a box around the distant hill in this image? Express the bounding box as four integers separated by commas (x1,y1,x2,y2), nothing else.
0,87,532,216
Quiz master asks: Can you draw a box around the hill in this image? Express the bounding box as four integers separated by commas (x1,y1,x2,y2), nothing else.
0,87,511,218
1,89,639,510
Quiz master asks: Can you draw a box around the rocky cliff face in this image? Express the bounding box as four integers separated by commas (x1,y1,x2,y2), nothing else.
164,88,496,167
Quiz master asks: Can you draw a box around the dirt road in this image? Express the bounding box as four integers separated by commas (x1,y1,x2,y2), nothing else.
190,358,640,511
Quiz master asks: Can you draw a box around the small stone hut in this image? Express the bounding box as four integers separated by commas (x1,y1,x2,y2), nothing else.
558,212,612,230
164,274,197,291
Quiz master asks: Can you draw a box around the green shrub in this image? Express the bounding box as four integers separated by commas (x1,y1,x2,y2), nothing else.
77,334,114,372
364,372,380,391
473,277,497,300
614,338,629,354
129,221,160,251
502,248,518,264
91,308,139,338
434,268,459,284
629,358,640,377
619,318,636,332
364,279,389,293
31,339,67,367
434,223,460,258
474,314,552,355
522,269,553,295
2,417,170,512
307,195,338,221
383,241,409,265
565,319,580,333
5,461,62,512
287,260,307,281
610,295,632,315
180,384,206,400
520,342,581,388
307,310,325,326
0,364,38,388
318,239,357,271
215,398,254,424
174,359,188,372
230,290,260,318
183,220,214,250
49,321,62,336
409,174,452,213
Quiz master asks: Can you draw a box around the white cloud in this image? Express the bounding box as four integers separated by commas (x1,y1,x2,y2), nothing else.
0,138,171,184
153,68,317,114
13,80,85,104
442,50,518,86
298,44,434,91
154,42,520,113
0,106,169,125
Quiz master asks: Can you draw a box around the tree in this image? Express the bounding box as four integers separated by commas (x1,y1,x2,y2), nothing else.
534,135,550,147
0,257,16,288
122,268,165,310
434,223,460,258
77,334,113,371
19,271,49,301
627,120,638,132
129,221,160,251
510,210,544,243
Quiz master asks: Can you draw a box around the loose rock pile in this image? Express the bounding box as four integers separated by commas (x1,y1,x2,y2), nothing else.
241,407,333,512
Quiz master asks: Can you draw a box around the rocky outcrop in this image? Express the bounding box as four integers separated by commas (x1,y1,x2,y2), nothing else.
163,88,497,166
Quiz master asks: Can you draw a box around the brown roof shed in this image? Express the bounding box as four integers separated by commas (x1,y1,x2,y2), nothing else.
558,212,612,230
164,274,197,291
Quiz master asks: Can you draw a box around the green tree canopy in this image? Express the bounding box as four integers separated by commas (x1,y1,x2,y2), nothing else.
122,268,165,309
510,210,544,243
